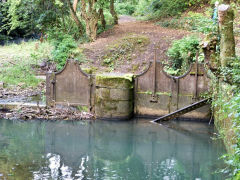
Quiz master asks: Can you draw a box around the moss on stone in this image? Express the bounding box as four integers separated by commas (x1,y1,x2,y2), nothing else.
96,74,134,89
137,91,172,96
82,68,93,74
131,64,140,73
137,91,153,95
156,92,172,96
77,105,89,112
82,66,98,74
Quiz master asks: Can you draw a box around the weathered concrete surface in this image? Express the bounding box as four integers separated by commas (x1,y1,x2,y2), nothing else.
45,60,211,121
135,61,211,120
46,60,91,108
95,74,134,120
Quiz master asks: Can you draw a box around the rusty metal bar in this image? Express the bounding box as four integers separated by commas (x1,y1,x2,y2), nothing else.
176,78,179,110
53,75,56,106
194,51,199,100
150,48,158,103
134,78,139,114
152,98,210,123
153,48,157,95
89,75,93,112
48,72,56,106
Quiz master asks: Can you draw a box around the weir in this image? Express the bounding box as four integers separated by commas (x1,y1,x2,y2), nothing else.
46,56,210,121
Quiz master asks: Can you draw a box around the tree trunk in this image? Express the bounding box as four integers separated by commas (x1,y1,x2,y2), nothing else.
66,0,84,36
99,8,106,29
202,35,218,70
110,0,118,25
223,0,230,3
89,16,98,41
73,0,78,12
218,4,235,67
81,0,99,41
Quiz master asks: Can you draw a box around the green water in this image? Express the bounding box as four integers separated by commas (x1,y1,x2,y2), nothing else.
0,119,227,180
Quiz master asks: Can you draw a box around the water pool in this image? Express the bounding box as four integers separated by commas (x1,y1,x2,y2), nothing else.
0,118,227,180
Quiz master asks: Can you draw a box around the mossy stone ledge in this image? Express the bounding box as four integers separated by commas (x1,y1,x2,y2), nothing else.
95,74,134,120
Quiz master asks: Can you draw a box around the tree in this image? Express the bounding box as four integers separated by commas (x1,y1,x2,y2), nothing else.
66,0,84,36
80,0,100,41
218,4,235,67
110,0,118,25
69,0,118,41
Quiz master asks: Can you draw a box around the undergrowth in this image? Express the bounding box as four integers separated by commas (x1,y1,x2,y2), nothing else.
165,35,201,76
0,41,51,88
211,56,240,179
213,86,240,178
0,61,40,88
47,30,87,70
115,2,136,15
156,11,217,35
220,57,240,85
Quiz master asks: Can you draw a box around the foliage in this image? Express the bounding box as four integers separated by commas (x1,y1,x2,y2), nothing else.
142,0,204,19
0,0,87,41
48,30,77,70
166,35,200,74
211,54,240,178
115,2,136,15
184,12,217,34
156,11,217,35
220,57,240,86
0,0,63,37
133,0,151,16
53,14,86,40
97,12,114,35
213,87,240,178
156,18,180,29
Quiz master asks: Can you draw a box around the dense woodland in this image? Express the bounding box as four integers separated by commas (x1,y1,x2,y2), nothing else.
1,0,240,178
0,0,213,41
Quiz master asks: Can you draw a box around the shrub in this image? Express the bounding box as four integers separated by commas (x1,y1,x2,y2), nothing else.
134,0,151,16
184,12,217,34
115,2,136,15
147,0,191,19
48,30,77,70
156,12,217,35
166,36,200,74
133,0,207,20
214,91,240,178
221,57,240,86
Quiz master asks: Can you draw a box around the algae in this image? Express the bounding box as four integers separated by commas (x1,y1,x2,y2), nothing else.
137,91,172,96
82,66,98,74
96,74,134,89
77,105,89,112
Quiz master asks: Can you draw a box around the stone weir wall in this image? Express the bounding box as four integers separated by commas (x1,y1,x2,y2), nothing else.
46,60,211,120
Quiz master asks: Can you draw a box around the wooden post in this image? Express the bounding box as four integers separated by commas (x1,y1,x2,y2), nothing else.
218,4,235,67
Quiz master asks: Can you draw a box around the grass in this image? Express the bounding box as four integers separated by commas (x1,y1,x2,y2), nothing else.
0,40,52,64
0,63,41,88
0,40,52,88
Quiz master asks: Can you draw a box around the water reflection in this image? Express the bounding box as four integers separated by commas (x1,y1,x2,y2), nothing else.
0,119,227,179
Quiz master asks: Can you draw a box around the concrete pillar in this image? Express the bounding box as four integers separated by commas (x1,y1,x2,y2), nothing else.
95,74,134,120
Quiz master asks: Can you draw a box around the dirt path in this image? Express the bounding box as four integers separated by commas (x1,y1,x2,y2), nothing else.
118,15,137,24
80,15,191,74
